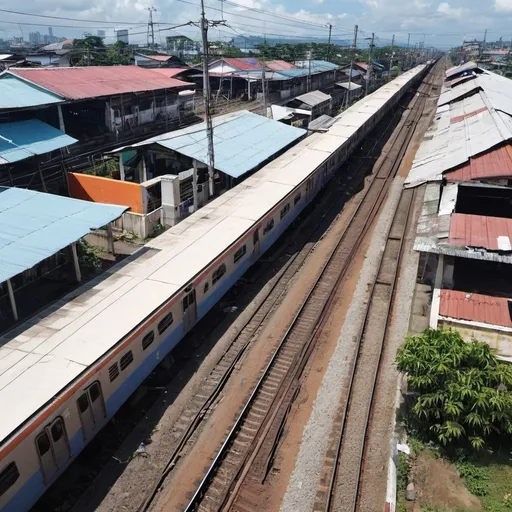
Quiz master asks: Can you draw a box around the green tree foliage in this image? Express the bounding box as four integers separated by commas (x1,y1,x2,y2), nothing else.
396,329,512,450
72,34,105,50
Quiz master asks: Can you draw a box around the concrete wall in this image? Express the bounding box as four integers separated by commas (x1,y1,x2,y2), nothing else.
68,172,144,214
114,208,162,239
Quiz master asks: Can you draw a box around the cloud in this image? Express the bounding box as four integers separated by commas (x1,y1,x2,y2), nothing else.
436,2,466,18
313,0,326,4
495,0,512,11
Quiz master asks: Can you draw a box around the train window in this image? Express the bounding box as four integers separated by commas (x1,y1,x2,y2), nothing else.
36,431,51,456
233,245,247,264
77,394,89,414
158,312,174,335
108,362,120,382
0,462,19,497
280,204,290,219
212,263,226,285
142,331,155,351
51,419,64,442
294,193,301,206
263,218,274,235
253,229,259,245
89,382,101,403
119,351,134,371
204,282,209,294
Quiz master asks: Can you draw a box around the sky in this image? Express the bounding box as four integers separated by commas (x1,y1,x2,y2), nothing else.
2,0,512,49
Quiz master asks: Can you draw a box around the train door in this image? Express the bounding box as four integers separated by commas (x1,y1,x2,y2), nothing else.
306,178,314,201
35,417,70,483
77,381,106,440
182,287,197,332
253,228,260,256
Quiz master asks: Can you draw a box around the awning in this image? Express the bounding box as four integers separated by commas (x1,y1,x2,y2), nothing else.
0,187,128,283
336,82,363,91
0,119,78,165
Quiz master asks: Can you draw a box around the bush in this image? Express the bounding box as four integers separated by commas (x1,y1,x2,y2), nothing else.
396,329,512,450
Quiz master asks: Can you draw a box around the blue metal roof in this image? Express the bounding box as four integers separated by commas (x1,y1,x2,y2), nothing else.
294,60,340,73
0,187,127,283
0,119,78,164
116,111,306,179
0,74,64,109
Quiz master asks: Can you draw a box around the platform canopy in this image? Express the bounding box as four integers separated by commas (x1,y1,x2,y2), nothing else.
0,187,127,283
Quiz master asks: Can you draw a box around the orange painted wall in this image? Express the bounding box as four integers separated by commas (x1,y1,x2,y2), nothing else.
68,172,143,214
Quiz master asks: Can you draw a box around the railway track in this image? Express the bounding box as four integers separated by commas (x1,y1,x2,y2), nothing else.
176,66,437,512
315,61,444,512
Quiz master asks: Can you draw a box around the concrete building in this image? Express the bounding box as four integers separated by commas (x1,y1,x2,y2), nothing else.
116,29,129,44
29,32,41,45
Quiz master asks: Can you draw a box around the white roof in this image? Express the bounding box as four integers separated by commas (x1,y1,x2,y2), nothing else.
0,64,426,445
406,68,512,188
336,82,363,91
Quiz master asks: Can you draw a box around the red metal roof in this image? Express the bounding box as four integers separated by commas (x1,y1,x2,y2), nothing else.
145,54,173,62
9,66,191,100
266,60,296,71
450,106,487,124
218,58,264,71
355,62,368,71
439,289,512,327
448,213,512,251
150,68,191,78
445,145,512,181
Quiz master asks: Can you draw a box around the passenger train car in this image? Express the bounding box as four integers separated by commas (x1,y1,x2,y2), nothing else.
0,64,429,512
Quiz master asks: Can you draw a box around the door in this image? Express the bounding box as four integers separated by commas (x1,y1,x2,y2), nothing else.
49,417,70,468
253,228,260,256
306,178,314,201
182,289,197,332
77,381,106,440
36,431,57,483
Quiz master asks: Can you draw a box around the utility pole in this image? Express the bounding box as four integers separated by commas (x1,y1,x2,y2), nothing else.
365,32,374,97
261,61,267,117
327,23,333,62
147,7,156,49
345,24,358,108
307,49,312,92
200,0,215,197
479,29,487,61
388,34,395,82
405,32,411,71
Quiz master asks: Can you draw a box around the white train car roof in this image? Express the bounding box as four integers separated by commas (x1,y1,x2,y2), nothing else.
0,65,426,446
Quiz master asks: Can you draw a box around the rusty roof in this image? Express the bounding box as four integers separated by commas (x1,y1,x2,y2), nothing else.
213,57,264,71
439,289,512,327
7,66,192,100
144,54,174,62
445,145,512,181
149,67,192,78
266,60,296,71
448,213,512,251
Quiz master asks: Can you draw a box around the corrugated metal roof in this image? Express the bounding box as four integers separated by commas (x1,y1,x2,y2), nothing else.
0,187,127,283
445,145,512,181
0,74,64,109
439,289,512,327
447,75,476,87
266,60,296,71
144,54,173,62
111,110,306,179
438,79,481,106
445,61,478,79
294,90,332,107
307,115,336,132
355,61,369,71
0,119,78,164
150,67,191,78
336,82,362,90
213,57,264,71
341,68,364,78
7,66,192,100
448,213,512,251
294,60,339,72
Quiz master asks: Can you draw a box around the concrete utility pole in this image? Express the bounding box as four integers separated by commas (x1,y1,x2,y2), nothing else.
327,23,333,62
261,62,267,117
388,33,395,82
147,7,156,49
366,32,374,97
405,32,411,70
345,24,358,108
200,0,215,197
307,49,312,92
479,29,487,61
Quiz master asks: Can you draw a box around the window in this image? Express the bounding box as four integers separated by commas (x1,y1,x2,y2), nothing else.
280,204,290,219
212,263,227,285
0,462,19,497
51,419,64,442
77,394,89,414
120,351,134,371
158,312,174,335
233,245,247,264
36,432,51,456
263,218,274,235
89,382,101,402
294,193,301,206
142,331,155,351
108,362,120,382
204,282,209,294
253,229,259,246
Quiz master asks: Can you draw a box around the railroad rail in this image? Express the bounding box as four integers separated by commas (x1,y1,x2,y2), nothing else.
134,94,410,512
178,65,438,512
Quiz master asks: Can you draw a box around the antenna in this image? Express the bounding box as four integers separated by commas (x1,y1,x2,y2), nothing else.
147,7,157,49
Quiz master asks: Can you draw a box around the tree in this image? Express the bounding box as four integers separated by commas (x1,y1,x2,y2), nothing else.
396,329,512,450
72,34,105,50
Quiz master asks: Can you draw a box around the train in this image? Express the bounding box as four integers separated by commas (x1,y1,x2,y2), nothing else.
0,63,430,512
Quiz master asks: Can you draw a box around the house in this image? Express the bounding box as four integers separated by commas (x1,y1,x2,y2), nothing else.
0,66,197,193
134,53,188,68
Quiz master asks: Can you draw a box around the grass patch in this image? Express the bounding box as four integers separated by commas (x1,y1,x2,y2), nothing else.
397,452,410,512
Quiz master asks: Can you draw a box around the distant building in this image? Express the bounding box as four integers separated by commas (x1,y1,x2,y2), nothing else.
166,35,199,60
48,27,56,43
97,29,106,38
116,29,129,44
29,32,41,45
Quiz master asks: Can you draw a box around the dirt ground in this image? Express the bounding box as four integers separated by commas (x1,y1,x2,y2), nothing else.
411,452,482,511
